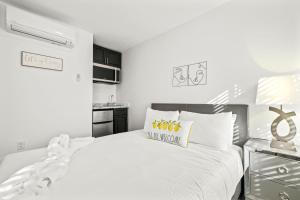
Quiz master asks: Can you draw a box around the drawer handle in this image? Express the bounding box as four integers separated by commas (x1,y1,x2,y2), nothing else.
277,166,289,174
279,192,290,200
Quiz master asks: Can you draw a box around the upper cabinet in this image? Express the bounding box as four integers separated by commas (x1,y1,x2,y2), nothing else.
93,44,122,84
93,45,122,68
93,45,105,64
104,49,122,68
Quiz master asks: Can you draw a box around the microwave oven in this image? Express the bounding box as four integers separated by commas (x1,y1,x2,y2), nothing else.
93,63,120,84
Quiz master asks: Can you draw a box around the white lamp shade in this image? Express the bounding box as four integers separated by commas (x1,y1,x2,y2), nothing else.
256,74,300,105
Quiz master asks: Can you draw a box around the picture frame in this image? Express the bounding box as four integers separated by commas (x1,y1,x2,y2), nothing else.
172,61,207,87
21,51,63,71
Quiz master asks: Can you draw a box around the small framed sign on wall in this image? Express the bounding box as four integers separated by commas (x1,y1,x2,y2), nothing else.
21,51,63,71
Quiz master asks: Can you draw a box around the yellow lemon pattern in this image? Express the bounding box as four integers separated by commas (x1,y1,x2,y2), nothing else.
168,120,174,131
152,120,157,129
157,121,162,129
174,122,181,132
162,121,168,130
152,120,181,132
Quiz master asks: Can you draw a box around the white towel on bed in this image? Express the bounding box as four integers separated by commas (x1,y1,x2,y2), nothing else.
0,135,94,200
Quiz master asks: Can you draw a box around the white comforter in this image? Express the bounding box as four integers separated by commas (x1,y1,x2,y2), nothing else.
0,130,243,200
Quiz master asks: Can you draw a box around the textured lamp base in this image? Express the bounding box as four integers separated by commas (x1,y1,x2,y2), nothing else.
269,106,297,152
270,139,297,152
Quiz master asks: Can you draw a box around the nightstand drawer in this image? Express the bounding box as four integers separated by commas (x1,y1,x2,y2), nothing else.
250,173,300,200
250,152,300,188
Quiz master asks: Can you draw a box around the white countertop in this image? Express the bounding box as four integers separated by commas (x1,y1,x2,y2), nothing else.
93,105,129,110
93,103,129,110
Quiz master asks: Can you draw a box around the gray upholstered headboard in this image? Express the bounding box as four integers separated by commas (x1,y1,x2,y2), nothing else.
151,103,249,147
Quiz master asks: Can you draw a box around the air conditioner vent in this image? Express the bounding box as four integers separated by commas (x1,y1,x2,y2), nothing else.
9,22,73,48
4,5,75,48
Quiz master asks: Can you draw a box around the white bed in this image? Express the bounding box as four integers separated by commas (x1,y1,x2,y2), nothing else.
0,130,243,200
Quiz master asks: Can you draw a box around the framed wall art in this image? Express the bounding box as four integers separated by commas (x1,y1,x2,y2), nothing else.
21,51,63,71
172,61,207,87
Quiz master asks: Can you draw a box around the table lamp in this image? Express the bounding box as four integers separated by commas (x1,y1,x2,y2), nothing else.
256,74,300,151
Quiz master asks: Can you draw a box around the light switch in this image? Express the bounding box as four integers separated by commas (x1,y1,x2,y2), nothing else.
76,73,81,82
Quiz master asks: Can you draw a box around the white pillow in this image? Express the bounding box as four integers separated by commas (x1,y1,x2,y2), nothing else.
179,111,233,150
146,120,193,147
144,108,179,131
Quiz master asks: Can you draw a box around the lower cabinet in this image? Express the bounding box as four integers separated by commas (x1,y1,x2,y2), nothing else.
244,140,300,200
249,173,300,200
113,108,128,134
92,122,113,138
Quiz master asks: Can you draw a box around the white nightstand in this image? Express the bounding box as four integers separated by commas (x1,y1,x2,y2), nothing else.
244,138,300,200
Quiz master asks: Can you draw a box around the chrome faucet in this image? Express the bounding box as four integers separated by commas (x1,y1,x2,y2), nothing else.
109,94,115,103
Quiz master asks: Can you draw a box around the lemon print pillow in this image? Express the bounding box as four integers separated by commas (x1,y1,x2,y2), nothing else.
147,120,193,147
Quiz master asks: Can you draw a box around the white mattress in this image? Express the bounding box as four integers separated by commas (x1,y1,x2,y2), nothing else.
0,130,243,200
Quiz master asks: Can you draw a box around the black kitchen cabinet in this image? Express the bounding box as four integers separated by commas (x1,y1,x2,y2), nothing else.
93,44,121,68
93,45,105,64
93,44,122,84
104,49,122,68
113,108,128,134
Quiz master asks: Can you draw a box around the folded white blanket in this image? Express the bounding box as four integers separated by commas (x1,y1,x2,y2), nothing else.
0,135,94,200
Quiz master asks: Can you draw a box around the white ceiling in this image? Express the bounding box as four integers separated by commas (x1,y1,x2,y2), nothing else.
1,0,231,51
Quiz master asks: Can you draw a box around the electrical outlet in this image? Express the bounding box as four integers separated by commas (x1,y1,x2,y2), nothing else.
17,141,26,152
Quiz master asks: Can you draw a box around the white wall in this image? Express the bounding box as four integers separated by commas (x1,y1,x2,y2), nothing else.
0,5,93,159
118,0,300,143
93,83,116,103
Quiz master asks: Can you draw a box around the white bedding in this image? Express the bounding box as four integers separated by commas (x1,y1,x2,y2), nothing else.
0,130,243,200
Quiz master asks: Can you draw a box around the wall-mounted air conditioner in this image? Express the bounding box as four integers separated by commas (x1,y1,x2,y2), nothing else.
8,22,74,48
4,5,75,48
